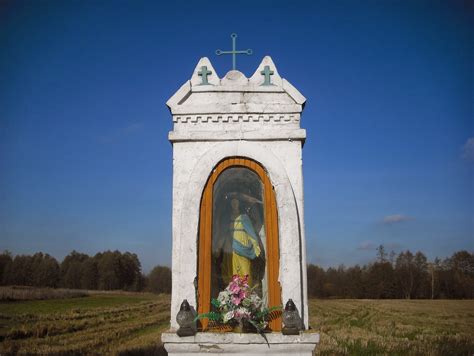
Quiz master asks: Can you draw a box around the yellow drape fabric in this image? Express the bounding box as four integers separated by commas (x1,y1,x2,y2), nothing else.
222,215,261,286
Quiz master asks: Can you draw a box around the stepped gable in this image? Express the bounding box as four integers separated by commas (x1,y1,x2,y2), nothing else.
167,56,306,116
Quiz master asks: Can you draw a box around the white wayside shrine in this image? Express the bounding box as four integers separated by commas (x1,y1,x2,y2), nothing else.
162,55,319,355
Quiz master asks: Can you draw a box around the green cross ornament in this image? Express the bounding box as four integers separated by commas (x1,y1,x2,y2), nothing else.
198,66,212,85
216,33,252,70
260,65,274,86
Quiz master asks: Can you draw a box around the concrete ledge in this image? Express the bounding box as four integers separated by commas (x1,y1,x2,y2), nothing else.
170,104,303,115
168,129,307,143
162,331,319,355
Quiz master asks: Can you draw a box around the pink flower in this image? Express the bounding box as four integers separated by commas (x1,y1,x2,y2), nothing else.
231,295,242,305
234,307,251,321
241,278,250,290
228,281,240,294
227,275,251,302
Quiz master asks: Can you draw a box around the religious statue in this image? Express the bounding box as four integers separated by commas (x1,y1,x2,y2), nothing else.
213,193,265,290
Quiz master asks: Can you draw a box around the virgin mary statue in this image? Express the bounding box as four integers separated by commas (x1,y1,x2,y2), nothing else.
213,194,264,288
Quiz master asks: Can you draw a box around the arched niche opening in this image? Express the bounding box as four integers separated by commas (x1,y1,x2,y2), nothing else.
197,157,281,331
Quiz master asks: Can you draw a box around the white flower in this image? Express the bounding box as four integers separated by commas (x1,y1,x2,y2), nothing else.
218,291,230,304
223,311,234,323
250,294,262,308
235,307,251,320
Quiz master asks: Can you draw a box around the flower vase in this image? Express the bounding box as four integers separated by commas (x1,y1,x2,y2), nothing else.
234,320,244,333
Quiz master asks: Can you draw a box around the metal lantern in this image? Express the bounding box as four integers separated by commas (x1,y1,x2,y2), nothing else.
176,299,196,337
282,299,302,335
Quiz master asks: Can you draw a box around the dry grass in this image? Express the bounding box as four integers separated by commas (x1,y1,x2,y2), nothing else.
309,299,474,355
1,293,473,355
0,292,170,355
0,286,89,301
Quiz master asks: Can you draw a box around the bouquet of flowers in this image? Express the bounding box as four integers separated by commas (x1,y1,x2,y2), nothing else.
195,274,280,335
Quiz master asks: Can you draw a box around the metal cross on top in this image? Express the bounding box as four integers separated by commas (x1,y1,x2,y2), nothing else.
216,33,252,70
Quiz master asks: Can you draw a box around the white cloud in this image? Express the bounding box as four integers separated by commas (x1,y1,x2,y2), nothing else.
462,137,474,161
357,241,376,250
382,214,412,225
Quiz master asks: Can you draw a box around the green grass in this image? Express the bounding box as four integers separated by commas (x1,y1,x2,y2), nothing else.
0,293,158,315
1,293,473,355
0,286,88,302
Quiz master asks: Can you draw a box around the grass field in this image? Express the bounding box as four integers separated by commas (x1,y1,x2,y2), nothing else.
0,292,170,355
1,292,473,355
0,286,88,302
308,299,474,355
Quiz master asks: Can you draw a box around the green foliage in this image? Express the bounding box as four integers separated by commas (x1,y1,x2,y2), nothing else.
194,311,222,322
32,253,60,287
2,247,472,299
210,298,220,309
255,305,281,321
1,249,157,293
59,250,144,291
2,253,60,288
80,258,98,290
146,265,171,294
60,251,89,289
307,248,474,299
0,251,13,285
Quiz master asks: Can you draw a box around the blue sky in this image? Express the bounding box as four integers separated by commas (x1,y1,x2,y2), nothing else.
0,0,472,272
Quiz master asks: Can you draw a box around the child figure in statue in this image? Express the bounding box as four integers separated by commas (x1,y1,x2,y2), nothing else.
220,198,263,287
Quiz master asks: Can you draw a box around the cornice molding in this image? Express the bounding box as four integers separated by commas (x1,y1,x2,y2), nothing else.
172,114,300,124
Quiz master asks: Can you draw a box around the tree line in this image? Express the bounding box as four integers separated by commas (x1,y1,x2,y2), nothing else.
0,250,171,294
307,246,473,299
0,247,472,298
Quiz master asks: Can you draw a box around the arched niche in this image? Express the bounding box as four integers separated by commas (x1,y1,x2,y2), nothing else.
197,157,282,331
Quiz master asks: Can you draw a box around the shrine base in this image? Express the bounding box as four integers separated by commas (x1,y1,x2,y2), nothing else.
162,331,319,356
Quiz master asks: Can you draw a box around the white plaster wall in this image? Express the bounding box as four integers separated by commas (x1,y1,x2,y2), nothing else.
170,139,308,329
265,142,309,326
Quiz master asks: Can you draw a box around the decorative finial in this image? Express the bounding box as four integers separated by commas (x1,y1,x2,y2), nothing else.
216,33,252,70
